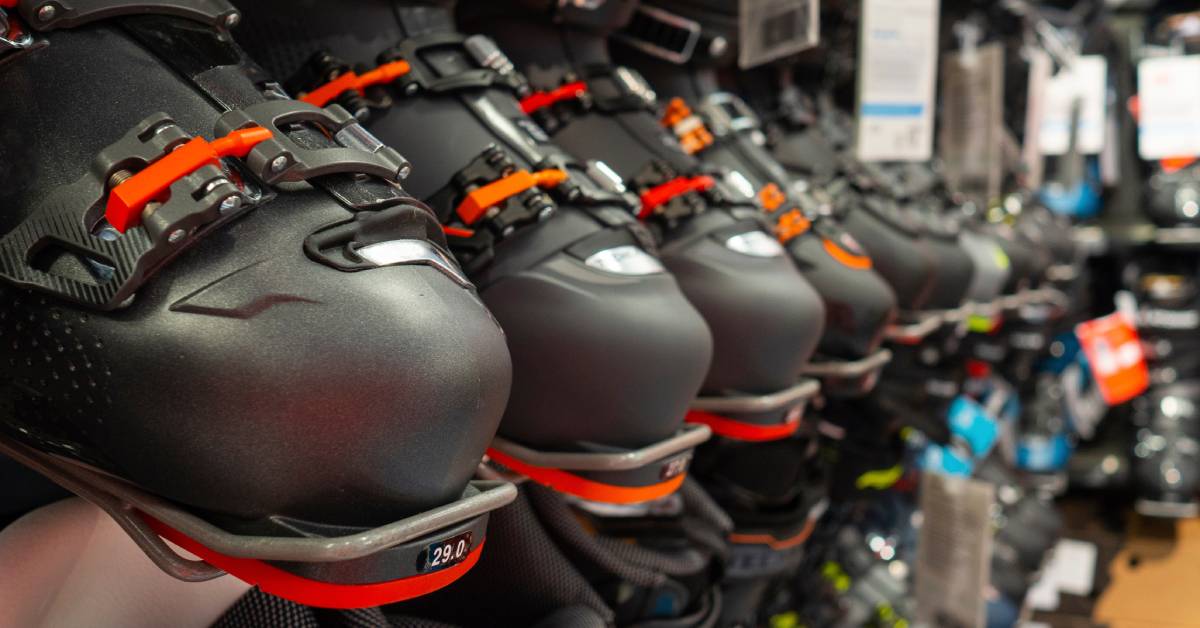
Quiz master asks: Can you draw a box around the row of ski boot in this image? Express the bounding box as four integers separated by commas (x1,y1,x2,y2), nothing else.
0,1,1090,627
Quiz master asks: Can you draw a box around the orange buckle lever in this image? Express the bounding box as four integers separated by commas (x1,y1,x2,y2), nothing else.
300,60,412,108
758,183,787,211
520,81,588,115
638,175,714,219
105,126,273,233
774,209,811,243
660,98,714,155
455,168,568,226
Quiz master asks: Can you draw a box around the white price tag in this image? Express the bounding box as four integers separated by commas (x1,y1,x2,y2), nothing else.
855,0,940,162
1038,56,1107,156
1137,55,1200,160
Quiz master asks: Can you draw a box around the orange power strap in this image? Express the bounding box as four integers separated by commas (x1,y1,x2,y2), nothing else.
300,60,412,108
105,126,273,233
774,209,811,243
520,81,588,115
728,518,817,550
660,97,714,155
685,409,801,442
142,514,482,609
455,168,567,225
638,175,714,219
486,447,686,505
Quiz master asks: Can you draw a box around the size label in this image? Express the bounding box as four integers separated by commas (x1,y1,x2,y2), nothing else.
417,531,473,573
1038,56,1108,155
855,0,940,161
1075,312,1149,406
1137,55,1200,160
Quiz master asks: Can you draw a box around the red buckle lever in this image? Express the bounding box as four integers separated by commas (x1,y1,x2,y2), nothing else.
105,126,273,233
519,81,587,115
638,175,714,219
300,61,412,108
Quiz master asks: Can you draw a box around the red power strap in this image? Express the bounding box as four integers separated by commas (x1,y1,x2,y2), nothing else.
300,60,412,108
519,81,587,115
0,1,15,7
685,409,801,442
143,514,483,609
638,175,714,219
486,447,686,505
104,126,273,233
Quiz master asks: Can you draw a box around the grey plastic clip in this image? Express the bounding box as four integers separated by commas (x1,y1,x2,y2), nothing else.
12,0,239,31
216,101,411,185
691,378,820,414
0,435,517,579
488,423,711,472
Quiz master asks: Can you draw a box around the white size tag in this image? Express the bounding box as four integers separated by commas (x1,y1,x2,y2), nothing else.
1137,55,1200,160
855,0,940,162
1038,56,1107,156
915,472,993,628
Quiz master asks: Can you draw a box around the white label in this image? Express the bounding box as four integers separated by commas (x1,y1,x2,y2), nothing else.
1038,56,1107,156
1025,539,1097,611
855,0,940,162
1137,55,1200,159
915,472,993,628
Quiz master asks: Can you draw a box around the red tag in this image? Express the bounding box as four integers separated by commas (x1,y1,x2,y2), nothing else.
1075,312,1149,406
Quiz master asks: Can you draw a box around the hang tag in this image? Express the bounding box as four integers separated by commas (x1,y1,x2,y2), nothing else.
1039,56,1108,156
1075,312,1149,406
938,43,1005,203
915,472,993,628
1137,55,1200,160
855,0,940,162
